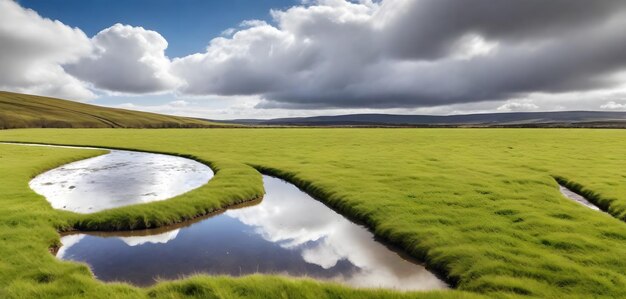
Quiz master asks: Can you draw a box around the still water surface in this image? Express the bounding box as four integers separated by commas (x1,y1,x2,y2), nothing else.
57,175,448,290
30,149,213,213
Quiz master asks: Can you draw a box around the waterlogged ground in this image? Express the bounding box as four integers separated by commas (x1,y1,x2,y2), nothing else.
29,148,213,213
57,175,447,290
1,129,625,298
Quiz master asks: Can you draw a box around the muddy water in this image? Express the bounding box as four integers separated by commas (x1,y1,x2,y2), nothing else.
558,184,601,211
29,148,214,213
57,175,448,290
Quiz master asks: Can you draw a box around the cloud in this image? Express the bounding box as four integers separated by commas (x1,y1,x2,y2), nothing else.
376,0,626,60
221,28,236,36
171,0,626,109
4,0,626,113
600,101,626,110
0,2,177,99
169,100,188,107
240,19,269,28
0,0,94,100
497,100,539,112
65,24,180,94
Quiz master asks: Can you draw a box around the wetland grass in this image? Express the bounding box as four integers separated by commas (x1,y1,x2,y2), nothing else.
0,128,625,298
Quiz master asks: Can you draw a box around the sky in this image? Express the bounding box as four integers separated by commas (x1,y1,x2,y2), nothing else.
2,0,626,119
17,0,298,58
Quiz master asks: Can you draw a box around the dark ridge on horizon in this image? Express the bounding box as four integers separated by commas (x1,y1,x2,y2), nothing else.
1,90,625,129
214,111,626,128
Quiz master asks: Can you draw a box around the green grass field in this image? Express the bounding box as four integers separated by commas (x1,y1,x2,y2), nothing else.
0,91,227,129
0,128,625,298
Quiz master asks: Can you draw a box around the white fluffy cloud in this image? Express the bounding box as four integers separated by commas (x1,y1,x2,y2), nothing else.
65,24,180,94
0,1,179,99
600,101,626,110
0,0,94,100
171,0,379,100
497,100,539,112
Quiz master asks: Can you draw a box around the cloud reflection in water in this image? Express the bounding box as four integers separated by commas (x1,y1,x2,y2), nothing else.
57,176,447,290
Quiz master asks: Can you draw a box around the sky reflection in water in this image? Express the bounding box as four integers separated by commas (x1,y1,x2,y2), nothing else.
30,150,213,213
58,176,447,290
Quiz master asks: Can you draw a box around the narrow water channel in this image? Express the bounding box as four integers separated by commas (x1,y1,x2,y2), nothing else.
18,143,447,290
558,184,601,211
56,175,448,290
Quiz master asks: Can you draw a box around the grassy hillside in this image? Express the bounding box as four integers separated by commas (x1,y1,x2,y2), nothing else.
0,129,625,298
0,91,225,129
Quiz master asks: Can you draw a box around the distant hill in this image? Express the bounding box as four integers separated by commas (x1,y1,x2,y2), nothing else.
221,111,626,128
4,91,624,129
0,91,226,129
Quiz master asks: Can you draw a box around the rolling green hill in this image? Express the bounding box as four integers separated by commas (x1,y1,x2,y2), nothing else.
0,91,226,129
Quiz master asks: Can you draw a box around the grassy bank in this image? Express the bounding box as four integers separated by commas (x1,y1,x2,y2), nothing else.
0,143,481,299
0,129,625,298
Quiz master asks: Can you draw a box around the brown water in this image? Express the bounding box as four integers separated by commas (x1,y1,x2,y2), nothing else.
57,175,448,290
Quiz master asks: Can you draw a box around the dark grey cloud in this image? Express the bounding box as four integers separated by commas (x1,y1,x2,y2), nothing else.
172,0,626,109
380,0,626,60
